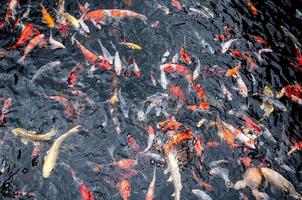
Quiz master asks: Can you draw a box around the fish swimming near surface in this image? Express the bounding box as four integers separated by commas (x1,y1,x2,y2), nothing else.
12,127,57,144
42,125,81,178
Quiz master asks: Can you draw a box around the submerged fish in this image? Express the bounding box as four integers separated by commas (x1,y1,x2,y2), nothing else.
32,61,61,82
12,127,57,144
42,125,81,178
221,39,238,54
192,189,212,200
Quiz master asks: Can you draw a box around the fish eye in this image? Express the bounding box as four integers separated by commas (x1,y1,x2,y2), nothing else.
227,182,232,187
125,186,131,191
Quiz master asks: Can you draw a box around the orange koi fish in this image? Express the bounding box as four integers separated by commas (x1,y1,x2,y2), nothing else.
180,46,191,64
194,136,203,157
119,179,131,200
226,62,241,77
252,35,268,46
192,83,207,101
48,95,75,119
171,0,182,10
158,119,181,132
18,34,47,63
164,129,193,154
1,98,12,127
160,63,190,77
169,85,185,103
41,5,55,28
79,184,95,200
210,120,235,148
8,23,40,50
230,49,241,58
246,0,258,15
72,36,112,70
127,134,141,153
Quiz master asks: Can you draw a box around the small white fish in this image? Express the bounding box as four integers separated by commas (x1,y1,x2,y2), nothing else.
49,30,65,49
160,70,168,89
145,167,156,200
165,151,182,200
32,61,61,82
209,167,234,188
221,39,238,54
193,59,201,81
201,39,215,54
78,18,90,33
118,88,129,118
98,39,113,64
236,74,248,97
42,125,81,178
192,189,212,200
219,81,233,101
140,125,155,154
114,51,122,76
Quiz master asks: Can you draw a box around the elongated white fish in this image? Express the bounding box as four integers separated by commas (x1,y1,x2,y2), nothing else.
114,51,122,76
189,6,214,19
49,30,65,49
140,125,155,154
98,39,113,64
42,125,81,178
160,71,168,89
118,88,129,118
164,151,182,200
192,189,212,200
221,39,238,54
236,74,248,97
193,59,201,81
32,61,61,82
161,50,170,63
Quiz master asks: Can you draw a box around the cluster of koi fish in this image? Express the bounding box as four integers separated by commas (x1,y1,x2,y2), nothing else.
0,0,302,200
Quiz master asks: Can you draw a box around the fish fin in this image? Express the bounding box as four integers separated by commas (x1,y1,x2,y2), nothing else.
171,192,175,197
21,138,29,145
167,175,173,182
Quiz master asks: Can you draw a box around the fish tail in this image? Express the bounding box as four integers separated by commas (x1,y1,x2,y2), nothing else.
43,127,58,140
61,125,81,139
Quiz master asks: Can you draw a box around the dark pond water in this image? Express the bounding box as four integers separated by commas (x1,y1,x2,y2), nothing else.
0,0,302,199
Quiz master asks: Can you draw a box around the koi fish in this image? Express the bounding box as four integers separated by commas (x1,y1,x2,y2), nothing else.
242,52,258,72
164,130,193,153
278,84,302,104
61,12,80,29
192,189,212,200
42,125,81,178
132,58,141,77
11,127,57,144
160,63,190,78
210,120,235,147
236,74,248,97
230,49,241,58
8,23,40,50
49,95,75,119
221,39,238,54
97,39,113,64
141,125,155,154
288,141,302,156
252,35,268,46
193,59,201,81
158,119,181,132
180,46,191,64
71,36,112,70
169,85,185,103
1,98,12,127
18,34,47,63
160,70,169,89
226,62,241,77
118,88,129,118
246,0,258,16
171,0,182,10
32,61,61,82
67,64,83,87
194,136,203,157
121,42,142,50
49,30,65,49
114,51,122,76
219,81,233,101
4,0,19,22
164,151,182,200
209,167,234,188
41,5,55,28
119,179,131,200
145,167,156,200
192,83,207,101
254,48,273,62
191,170,214,191
79,183,95,200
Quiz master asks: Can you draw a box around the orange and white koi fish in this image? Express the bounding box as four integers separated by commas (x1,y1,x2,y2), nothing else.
132,58,141,77
8,23,40,50
158,119,181,132
226,62,241,77
41,5,55,28
164,129,193,153
4,0,19,22
48,95,75,119
246,0,258,16
160,63,191,78
141,125,155,154
180,46,191,64
192,83,207,101
71,36,112,70
18,34,47,63
171,0,182,10
119,179,131,200
145,167,156,200
107,146,138,169
1,98,12,127
193,59,201,81
210,120,235,148
169,85,185,103
219,81,233,101
114,51,122,76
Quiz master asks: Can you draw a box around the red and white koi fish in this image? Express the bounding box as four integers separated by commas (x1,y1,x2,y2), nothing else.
48,95,75,119
1,98,12,127
236,74,248,97
127,134,141,153
140,125,155,154
132,58,141,77
18,34,47,63
219,81,233,101
160,63,190,78
145,167,156,200
171,0,182,10
71,35,112,70
8,23,40,50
